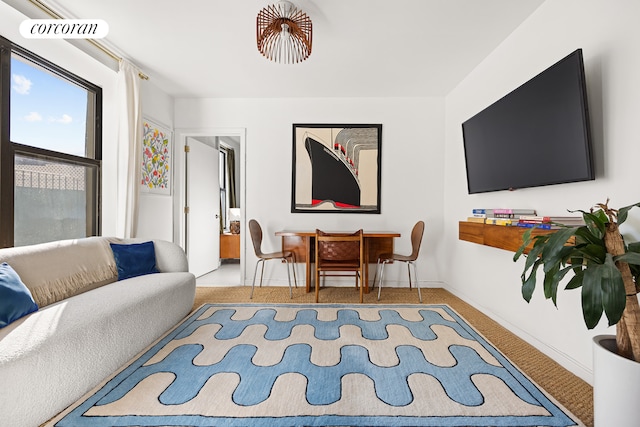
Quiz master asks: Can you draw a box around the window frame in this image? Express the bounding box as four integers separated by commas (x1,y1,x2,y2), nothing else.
0,36,102,248
219,145,228,231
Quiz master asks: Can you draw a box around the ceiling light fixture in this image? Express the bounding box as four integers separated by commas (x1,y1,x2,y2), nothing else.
256,1,312,64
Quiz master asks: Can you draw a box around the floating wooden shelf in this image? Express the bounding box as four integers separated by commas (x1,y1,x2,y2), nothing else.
458,221,558,253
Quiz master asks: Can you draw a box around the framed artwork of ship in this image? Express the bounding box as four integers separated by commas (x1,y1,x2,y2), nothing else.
291,124,382,213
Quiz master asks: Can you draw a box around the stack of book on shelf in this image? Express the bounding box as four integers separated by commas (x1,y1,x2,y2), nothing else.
516,215,586,229
467,208,537,226
467,208,586,229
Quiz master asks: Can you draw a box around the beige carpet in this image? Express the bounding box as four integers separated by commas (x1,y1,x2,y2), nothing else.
194,285,593,427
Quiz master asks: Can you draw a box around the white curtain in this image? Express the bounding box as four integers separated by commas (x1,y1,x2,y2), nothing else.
116,60,142,238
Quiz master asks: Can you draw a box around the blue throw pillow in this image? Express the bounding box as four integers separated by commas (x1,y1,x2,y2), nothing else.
0,263,38,328
110,241,160,281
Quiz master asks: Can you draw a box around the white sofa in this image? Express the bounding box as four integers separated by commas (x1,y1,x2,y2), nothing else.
0,237,196,427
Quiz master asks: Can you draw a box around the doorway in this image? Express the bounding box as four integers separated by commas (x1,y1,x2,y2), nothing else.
175,128,245,286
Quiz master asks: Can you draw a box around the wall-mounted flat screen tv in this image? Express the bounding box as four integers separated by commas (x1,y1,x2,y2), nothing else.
462,49,594,194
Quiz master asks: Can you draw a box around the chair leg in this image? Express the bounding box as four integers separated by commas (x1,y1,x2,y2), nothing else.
372,260,380,290
410,261,422,303
407,263,413,289
377,260,389,301
250,259,264,299
284,257,293,299
259,261,266,288
290,253,298,288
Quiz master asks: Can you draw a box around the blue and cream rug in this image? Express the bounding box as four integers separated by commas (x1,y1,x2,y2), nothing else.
50,304,584,426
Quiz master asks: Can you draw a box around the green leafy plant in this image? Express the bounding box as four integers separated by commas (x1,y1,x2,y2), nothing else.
514,200,640,361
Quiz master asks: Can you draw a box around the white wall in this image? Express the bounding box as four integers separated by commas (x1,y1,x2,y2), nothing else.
443,0,640,383
175,97,446,290
136,81,175,241
0,1,120,236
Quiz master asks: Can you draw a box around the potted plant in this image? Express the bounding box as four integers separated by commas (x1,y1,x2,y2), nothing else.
513,200,640,426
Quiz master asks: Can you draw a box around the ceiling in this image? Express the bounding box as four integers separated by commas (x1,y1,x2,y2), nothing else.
37,0,545,98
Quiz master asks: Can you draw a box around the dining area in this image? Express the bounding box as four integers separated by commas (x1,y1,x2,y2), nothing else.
248,220,425,303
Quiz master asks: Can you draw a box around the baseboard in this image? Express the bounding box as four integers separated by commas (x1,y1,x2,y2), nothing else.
246,279,444,288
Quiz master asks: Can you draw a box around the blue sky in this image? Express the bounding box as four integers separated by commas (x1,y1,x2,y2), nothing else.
10,55,88,157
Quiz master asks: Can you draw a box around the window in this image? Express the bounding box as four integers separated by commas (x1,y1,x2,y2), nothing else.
0,37,102,247
219,145,228,230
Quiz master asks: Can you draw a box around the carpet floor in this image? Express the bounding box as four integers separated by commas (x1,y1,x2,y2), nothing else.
193,286,593,427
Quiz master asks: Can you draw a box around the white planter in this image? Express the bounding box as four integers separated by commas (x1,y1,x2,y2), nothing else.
593,334,640,427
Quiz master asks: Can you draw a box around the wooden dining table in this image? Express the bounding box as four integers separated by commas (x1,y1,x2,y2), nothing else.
275,230,401,293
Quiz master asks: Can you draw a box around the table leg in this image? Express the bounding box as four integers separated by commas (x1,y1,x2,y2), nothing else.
364,239,370,293
305,236,312,293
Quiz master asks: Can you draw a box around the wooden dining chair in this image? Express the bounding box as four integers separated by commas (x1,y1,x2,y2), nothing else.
374,221,424,302
248,219,297,298
314,229,364,303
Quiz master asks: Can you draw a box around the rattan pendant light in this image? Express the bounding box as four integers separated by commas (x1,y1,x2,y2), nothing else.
256,1,312,64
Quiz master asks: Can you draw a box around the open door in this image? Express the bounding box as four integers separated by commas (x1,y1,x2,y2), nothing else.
185,137,220,277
